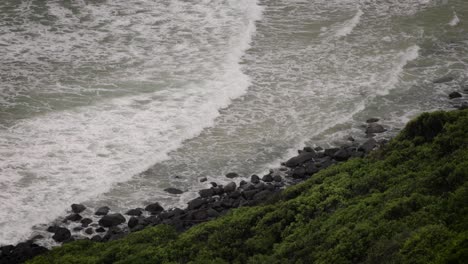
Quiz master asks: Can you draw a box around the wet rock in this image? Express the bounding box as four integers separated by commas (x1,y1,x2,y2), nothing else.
98,213,126,227
359,138,377,153
292,167,306,179
262,174,273,182
81,218,93,227
84,228,94,235
303,146,314,152
324,148,339,157
46,226,58,233
95,206,110,216
224,182,237,193
366,123,386,134
333,148,350,161
433,75,454,83
242,189,259,200
212,186,224,195
52,227,71,242
229,190,242,199
250,174,260,184
210,182,218,187
273,175,282,182
199,188,214,198
239,180,248,186
71,204,86,214
225,172,239,179
188,198,207,210
285,152,316,168
164,187,184,195
73,227,83,232
366,118,380,123
145,203,164,215
449,91,462,99
253,190,273,202
254,182,267,191
199,177,207,183
64,213,82,222
95,227,106,233
304,163,319,174
90,235,102,242
128,217,139,229
347,136,355,142
207,208,220,218
314,146,324,151
192,209,209,221
0,242,48,264
126,208,143,216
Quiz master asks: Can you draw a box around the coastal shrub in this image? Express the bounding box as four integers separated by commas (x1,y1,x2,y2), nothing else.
29,109,468,264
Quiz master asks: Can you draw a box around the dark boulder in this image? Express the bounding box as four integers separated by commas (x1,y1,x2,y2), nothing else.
449,91,462,99
98,213,126,227
239,180,248,186
164,187,184,195
72,227,83,232
285,152,316,167
366,118,380,123
145,203,164,215
64,213,82,222
84,228,94,235
95,227,106,233
0,242,48,264
242,189,259,200
253,190,273,202
80,218,93,227
199,177,207,183
225,172,239,179
52,227,71,242
262,174,273,182
199,188,214,198
188,198,207,210
303,146,314,152
224,182,237,193
324,148,339,157
71,204,86,214
95,206,110,216
359,138,377,153
126,208,143,216
128,217,139,229
273,175,282,182
250,174,260,184
90,235,102,242
366,123,386,134
292,167,306,179
305,163,319,174
333,148,351,161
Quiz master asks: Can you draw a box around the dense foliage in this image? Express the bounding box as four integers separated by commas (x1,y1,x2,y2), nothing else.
29,110,468,264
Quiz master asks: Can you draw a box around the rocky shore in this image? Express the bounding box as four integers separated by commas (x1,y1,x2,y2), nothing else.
0,118,393,264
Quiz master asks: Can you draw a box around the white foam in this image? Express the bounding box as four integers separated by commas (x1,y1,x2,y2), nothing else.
0,0,263,246
449,11,460,26
335,9,363,37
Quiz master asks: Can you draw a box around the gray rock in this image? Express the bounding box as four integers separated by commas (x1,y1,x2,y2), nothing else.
199,188,214,198
128,217,139,229
125,208,143,216
225,172,239,179
199,177,207,183
188,198,207,210
449,91,462,99
262,174,273,182
366,118,380,123
145,203,164,215
366,123,386,134
250,174,260,184
292,167,306,179
95,206,110,216
333,148,350,161
359,138,377,153
84,228,94,235
65,213,82,222
52,227,71,242
98,213,126,227
223,182,237,193
71,204,86,214
164,187,184,195
273,175,282,182
324,148,339,157
285,152,317,168
80,218,93,227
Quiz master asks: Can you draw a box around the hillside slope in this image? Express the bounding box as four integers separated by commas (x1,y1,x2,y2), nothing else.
29,109,468,264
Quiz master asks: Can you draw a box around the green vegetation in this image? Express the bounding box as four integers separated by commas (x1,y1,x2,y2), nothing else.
30,110,468,264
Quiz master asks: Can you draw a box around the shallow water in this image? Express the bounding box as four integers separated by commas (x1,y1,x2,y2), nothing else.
0,0,467,246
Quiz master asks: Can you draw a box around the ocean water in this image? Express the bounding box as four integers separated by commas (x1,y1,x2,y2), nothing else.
0,0,467,246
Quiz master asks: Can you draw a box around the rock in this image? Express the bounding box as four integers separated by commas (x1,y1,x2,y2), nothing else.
95,206,110,216
84,228,94,235
212,186,224,195
73,227,83,232
324,148,339,157
273,175,282,182
91,235,102,242
449,91,462,99
254,182,267,191
199,177,207,183
242,189,259,200
126,208,143,216
333,148,350,161
359,138,377,153
98,213,126,227
188,198,207,210
225,172,239,179
80,218,93,227
304,163,319,174
250,174,260,184
239,180,248,186
0,242,48,264
285,152,316,168
46,226,58,233
52,227,71,242
303,146,314,152
314,146,324,151
207,208,220,218
366,118,380,123
164,187,184,195
253,190,273,202
71,204,86,214
192,209,208,221
128,217,139,229
199,188,214,198
65,213,82,222
145,203,164,215
347,136,355,142
292,167,306,179
210,182,218,187
366,123,386,134
262,174,273,182
433,75,454,83
223,182,237,193
229,190,242,199
95,227,106,233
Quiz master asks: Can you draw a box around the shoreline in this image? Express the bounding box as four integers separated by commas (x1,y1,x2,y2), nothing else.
0,117,390,263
